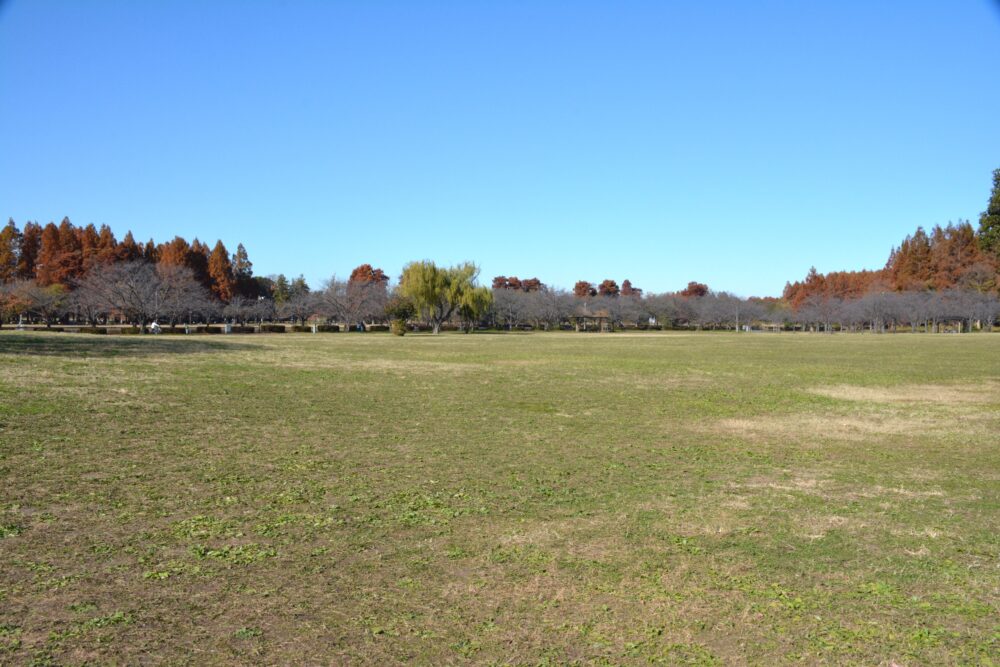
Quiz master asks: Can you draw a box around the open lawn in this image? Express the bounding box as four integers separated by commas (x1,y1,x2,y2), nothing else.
1,331,998,665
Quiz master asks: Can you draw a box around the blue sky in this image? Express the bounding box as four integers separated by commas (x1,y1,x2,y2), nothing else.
2,1,998,296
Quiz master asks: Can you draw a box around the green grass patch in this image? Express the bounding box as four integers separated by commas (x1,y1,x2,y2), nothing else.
1,330,998,663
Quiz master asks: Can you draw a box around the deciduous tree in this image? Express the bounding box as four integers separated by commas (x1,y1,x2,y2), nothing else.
35,223,62,286
598,279,620,297
398,260,490,334
0,219,21,283
207,240,236,302
680,281,709,298
17,222,42,280
573,281,596,298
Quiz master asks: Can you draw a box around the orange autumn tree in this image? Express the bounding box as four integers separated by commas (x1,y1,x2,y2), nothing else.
0,219,20,283
348,263,388,285
35,222,63,286
207,240,236,302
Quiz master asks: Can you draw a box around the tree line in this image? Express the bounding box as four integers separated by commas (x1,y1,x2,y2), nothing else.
784,168,1000,307
2,167,998,333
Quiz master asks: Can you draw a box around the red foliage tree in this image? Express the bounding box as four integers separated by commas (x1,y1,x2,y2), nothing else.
680,281,709,298
78,223,101,272
157,236,191,268
573,280,596,298
142,238,159,263
598,279,620,297
348,263,389,285
35,222,63,286
18,222,42,280
96,224,118,265
57,218,84,283
521,277,544,292
117,231,142,262
620,279,641,298
0,219,20,283
207,240,236,302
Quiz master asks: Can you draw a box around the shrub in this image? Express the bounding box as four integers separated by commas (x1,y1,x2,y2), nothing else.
228,326,255,334
258,324,286,333
390,319,406,336
367,324,390,332
316,324,340,333
202,326,222,334
119,327,142,335
78,327,107,335
385,295,416,321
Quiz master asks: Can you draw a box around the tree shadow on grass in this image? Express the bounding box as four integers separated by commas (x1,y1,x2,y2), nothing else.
0,332,261,358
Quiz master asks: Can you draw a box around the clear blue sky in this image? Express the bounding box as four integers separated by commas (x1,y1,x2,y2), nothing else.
2,1,998,296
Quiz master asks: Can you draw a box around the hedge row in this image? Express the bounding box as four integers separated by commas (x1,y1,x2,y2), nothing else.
14,324,490,335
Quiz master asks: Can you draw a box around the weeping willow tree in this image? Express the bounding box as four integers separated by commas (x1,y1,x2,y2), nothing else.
398,260,492,334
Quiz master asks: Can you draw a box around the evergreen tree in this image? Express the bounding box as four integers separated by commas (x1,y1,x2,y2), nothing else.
978,167,1000,260
273,274,290,304
290,274,310,298
188,238,211,287
231,243,253,279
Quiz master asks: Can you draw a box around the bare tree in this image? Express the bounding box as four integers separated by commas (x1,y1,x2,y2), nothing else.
896,291,931,333
280,291,319,325
522,288,573,330
158,264,215,325
856,289,893,333
759,300,790,332
322,278,389,330
75,262,163,330
6,280,68,327
251,297,276,324
224,295,257,325
970,292,1000,332
68,281,108,325
75,261,211,330
492,288,528,330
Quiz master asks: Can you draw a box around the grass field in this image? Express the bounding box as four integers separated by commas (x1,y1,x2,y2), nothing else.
1,331,998,665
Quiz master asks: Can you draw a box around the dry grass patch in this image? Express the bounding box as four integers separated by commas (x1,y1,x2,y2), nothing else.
808,381,1000,405
708,412,939,443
